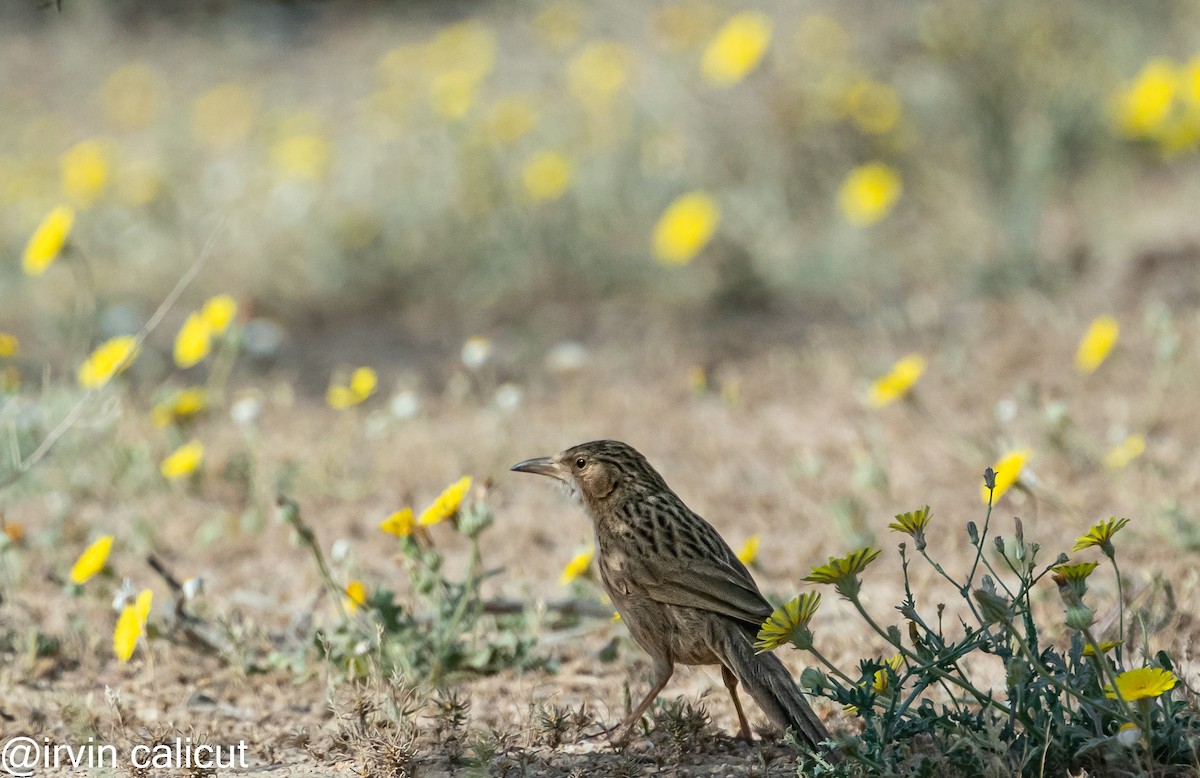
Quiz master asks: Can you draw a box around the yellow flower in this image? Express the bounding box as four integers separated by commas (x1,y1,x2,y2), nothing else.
754,591,821,652
522,151,573,203
1112,59,1177,138
560,546,595,585
61,139,111,207
430,70,479,121
1105,667,1177,701
173,312,212,369
151,387,208,428
1083,640,1122,658
736,535,760,565
327,366,377,409
845,80,901,135
379,508,415,537
426,20,496,83
804,547,882,586
102,62,165,130
838,162,901,226
344,580,367,613
0,333,18,358
652,190,720,265
568,40,631,107
161,440,204,479
1075,315,1119,374
982,449,1030,504
1051,561,1099,583
1072,517,1130,554
191,83,256,149
271,133,332,181
888,505,931,551
78,336,139,389
70,535,113,585
201,294,238,335
1104,435,1145,470
113,588,152,662
22,204,74,276
867,353,925,407
418,476,472,526
486,96,538,145
701,12,772,87
871,654,904,694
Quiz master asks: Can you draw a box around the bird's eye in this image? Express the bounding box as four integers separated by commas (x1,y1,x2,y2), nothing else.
575,457,587,469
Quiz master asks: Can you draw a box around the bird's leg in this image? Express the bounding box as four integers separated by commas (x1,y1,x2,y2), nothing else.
613,659,674,744
721,665,754,743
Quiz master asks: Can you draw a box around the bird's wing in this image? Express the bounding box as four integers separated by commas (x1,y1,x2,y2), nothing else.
639,556,773,630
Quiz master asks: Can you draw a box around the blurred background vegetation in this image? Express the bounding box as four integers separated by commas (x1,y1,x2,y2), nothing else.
4,0,1200,386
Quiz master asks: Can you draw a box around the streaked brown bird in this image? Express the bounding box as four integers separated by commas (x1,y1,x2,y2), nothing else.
511,440,829,750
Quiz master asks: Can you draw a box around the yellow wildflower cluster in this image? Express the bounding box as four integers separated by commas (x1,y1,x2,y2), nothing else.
1111,56,1200,155
174,294,238,369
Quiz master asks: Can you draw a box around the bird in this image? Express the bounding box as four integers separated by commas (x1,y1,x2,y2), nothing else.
511,439,830,750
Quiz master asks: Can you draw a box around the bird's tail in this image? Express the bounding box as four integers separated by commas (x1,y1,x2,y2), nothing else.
712,620,831,750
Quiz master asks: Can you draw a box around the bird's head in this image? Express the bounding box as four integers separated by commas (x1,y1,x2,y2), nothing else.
510,439,667,512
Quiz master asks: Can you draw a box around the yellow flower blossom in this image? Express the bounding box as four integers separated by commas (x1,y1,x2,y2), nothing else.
327,366,377,409
102,62,165,130
1072,517,1130,554
1112,59,1177,138
174,312,212,369
560,546,595,584
271,133,332,181
845,80,901,135
701,12,772,87
151,387,208,428
838,162,901,226
344,580,367,613
888,505,931,550
0,333,18,358
70,535,114,585
522,151,573,202
754,591,820,652
201,294,237,335
1083,640,1122,658
161,440,204,479
418,476,472,526
486,96,539,145
804,547,882,586
983,449,1030,504
1051,561,1100,583
379,508,415,537
568,40,631,107
652,190,720,265
1105,667,1176,701
871,654,904,694
114,588,152,662
22,205,74,276
1104,434,1145,470
867,353,926,407
191,83,256,149
61,139,111,207
1075,315,1119,374
426,20,496,83
430,70,479,121
78,336,139,389
736,535,760,565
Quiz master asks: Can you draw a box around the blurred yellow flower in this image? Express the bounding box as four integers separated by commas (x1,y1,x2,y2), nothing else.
1075,315,1118,374
838,162,901,226
344,580,367,613
201,294,238,335
61,139,111,207
867,353,926,407
736,535,760,565
652,190,720,265
427,20,496,83
1083,640,1122,658
151,387,208,428
533,3,582,51
560,546,595,584
101,62,165,130
113,588,152,662
701,11,772,87
173,312,212,369
379,507,415,537
1113,59,1177,138
486,96,539,145
871,654,904,694
1104,434,1145,470
23,204,74,275
0,333,18,358
161,440,204,479
845,80,901,135
418,476,472,526
70,535,113,585
78,336,139,389
272,133,332,181
327,366,377,409
191,84,256,149
1105,667,1176,701
568,40,631,106
983,449,1030,504
522,151,573,202
430,70,479,121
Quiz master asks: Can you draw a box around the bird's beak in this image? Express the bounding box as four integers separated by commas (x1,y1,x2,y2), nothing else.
510,456,568,481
